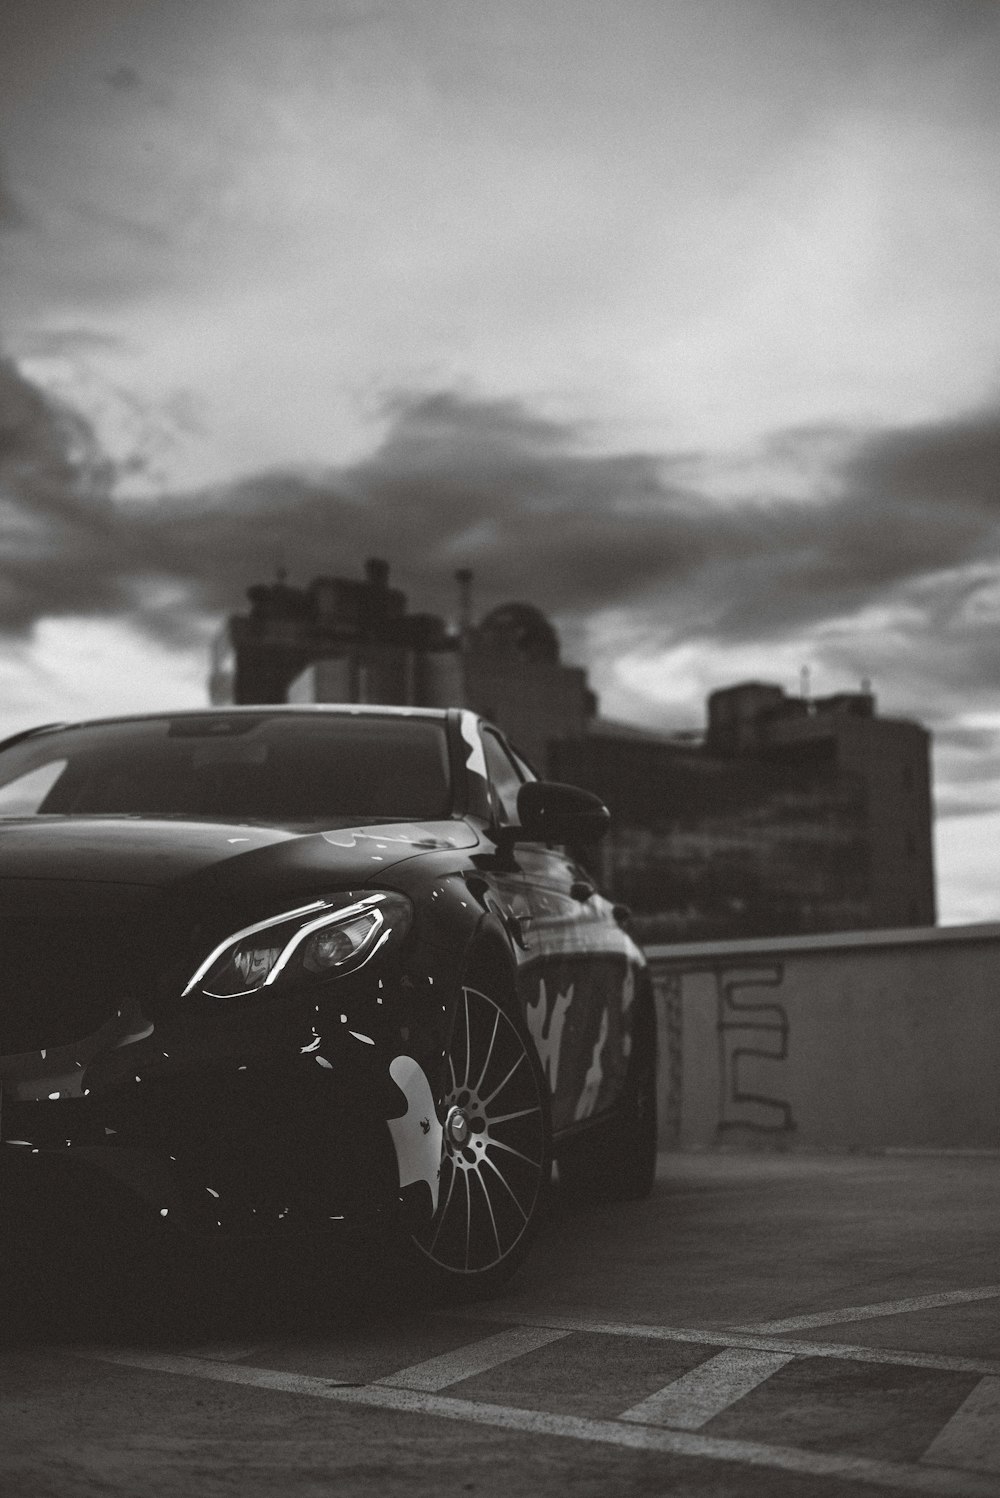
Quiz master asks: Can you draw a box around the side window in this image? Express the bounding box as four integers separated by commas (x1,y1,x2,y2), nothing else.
0,759,68,815
481,731,526,826
508,744,539,783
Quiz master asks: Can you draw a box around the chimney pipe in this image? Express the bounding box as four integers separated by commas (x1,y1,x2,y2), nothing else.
455,568,474,645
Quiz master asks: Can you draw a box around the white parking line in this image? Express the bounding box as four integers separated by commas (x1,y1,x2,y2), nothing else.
375,1326,570,1391
737,1286,1000,1334
71,1347,1000,1498
447,1306,1000,1378
181,1344,262,1363
922,1377,1000,1476
619,1347,795,1429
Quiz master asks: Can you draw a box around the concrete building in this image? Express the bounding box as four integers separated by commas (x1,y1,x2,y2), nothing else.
551,682,935,941
211,566,935,939
209,558,451,709
210,560,595,767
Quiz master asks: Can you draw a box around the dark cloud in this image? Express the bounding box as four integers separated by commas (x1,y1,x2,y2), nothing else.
935,724,1000,756
0,359,124,628
2,367,1000,702
930,793,1000,820
843,413,1000,511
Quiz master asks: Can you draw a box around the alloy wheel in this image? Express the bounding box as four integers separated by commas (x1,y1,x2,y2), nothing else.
412,985,549,1281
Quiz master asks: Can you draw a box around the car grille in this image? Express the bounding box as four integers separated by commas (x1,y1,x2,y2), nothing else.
0,879,171,1054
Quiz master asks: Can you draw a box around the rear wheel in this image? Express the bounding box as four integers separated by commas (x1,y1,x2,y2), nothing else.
558,987,658,1202
410,983,551,1296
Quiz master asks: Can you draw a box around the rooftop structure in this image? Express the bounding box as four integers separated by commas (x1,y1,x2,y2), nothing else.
210,560,595,766
554,683,934,940
211,565,935,938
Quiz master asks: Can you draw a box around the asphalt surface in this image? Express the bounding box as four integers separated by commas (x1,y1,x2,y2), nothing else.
2,1151,999,1498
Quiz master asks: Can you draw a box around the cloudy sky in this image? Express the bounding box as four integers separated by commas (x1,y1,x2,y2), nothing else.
1,0,999,921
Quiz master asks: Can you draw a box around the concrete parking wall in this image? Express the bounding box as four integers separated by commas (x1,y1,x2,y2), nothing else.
645,924,1000,1152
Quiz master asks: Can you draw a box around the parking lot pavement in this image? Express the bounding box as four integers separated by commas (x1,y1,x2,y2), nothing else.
2,1152,999,1498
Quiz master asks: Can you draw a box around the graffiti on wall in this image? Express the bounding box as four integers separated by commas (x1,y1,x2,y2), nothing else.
651,960,794,1140
715,964,793,1135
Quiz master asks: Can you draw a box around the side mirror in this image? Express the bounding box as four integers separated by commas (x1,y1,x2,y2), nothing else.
516,780,611,845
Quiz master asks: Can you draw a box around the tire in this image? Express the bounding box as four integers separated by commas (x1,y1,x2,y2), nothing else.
558,987,658,1202
409,983,552,1297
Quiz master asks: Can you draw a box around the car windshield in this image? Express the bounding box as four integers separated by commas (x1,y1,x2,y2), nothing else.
0,714,453,825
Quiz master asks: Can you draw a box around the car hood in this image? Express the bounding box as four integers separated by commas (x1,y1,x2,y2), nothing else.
0,815,477,889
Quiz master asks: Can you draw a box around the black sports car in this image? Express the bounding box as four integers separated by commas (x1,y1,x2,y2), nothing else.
0,706,657,1294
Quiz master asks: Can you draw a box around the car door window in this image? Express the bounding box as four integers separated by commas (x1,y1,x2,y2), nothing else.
481,730,525,827
508,744,539,784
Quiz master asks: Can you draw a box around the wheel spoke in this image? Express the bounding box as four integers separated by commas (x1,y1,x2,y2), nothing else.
427,1160,458,1253
459,988,472,1090
484,1136,544,1170
472,1006,501,1096
481,1049,525,1107
480,1152,531,1222
485,1104,542,1127
473,1166,503,1263
462,1166,473,1272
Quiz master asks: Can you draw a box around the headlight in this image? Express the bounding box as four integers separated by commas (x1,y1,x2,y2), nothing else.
183,891,411,1000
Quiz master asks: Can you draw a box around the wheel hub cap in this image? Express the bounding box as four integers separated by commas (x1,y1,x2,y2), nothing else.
445,1105,471,1148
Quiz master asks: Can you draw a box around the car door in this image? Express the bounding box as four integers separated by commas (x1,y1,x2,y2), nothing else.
480,729,639,1136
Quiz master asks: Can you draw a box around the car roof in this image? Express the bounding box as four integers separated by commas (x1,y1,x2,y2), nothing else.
0,704,464,754
36,704,453,729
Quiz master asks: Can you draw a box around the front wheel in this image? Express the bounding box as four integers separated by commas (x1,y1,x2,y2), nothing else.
410,984,552,1296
